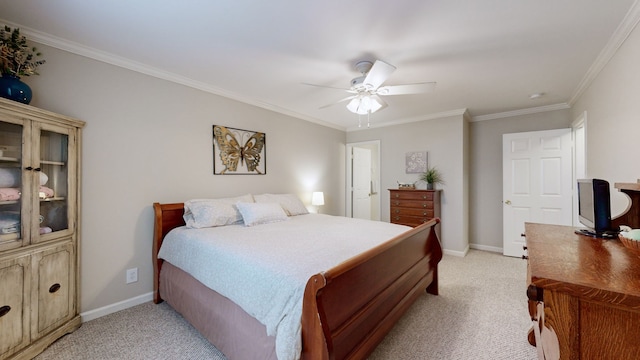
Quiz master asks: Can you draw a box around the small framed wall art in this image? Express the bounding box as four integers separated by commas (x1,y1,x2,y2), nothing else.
213,125,266,175
405,151,427,174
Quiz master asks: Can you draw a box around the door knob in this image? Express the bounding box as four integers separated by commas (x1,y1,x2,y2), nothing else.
505,200,512,205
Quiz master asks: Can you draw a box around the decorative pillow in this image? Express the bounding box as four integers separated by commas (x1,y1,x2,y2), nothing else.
253,193,309,216
236,202,289,227
183,194,254,228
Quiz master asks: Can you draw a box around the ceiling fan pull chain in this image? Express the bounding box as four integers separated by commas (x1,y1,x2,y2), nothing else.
367,110,371,128
358,114,362,128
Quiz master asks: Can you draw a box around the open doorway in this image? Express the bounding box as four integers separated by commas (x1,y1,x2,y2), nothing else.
346,141,381,220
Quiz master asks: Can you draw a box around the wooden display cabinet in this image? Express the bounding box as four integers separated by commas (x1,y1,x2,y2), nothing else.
0,98,83,360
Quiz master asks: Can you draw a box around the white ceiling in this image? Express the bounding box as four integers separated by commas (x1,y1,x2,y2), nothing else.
0,0,638,130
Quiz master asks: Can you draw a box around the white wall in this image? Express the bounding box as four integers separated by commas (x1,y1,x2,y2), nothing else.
571,20,640,217
23,44,346,313
346,113,469,255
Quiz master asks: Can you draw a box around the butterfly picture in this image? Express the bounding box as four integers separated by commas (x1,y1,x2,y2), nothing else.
213,125,266,174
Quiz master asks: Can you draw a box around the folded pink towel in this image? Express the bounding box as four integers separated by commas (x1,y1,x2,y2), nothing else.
0,187,20,201
39,186,54,198
40,227,53,235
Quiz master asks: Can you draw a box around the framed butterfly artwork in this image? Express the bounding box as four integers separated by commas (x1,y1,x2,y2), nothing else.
213,125,266,175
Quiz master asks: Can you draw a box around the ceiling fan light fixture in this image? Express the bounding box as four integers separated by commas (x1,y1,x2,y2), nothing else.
346,95,383,115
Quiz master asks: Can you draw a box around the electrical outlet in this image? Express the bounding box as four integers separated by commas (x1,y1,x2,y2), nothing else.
126,268,138,284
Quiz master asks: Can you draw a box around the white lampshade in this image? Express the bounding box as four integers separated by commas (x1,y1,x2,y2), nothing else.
346,95,384,115
311,191,325,206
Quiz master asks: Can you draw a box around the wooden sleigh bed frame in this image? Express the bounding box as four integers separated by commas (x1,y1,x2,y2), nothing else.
152,202,443,360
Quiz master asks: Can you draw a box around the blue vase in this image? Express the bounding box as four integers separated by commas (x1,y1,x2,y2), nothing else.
0,74,32,104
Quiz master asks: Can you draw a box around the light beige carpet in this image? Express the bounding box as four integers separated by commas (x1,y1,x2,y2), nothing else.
36,249,537,359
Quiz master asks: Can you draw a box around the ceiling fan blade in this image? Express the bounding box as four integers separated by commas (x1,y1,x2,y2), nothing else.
370,95,388,111
318,95,357,109
363,60,396,90
302,82,358,94
377,82,437,96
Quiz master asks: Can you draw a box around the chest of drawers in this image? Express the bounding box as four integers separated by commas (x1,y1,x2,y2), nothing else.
389,189,441,237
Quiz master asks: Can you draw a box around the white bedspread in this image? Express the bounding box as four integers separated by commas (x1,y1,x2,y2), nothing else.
157,214,411,360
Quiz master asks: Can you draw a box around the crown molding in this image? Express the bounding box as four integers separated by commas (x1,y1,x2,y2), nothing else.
0,19,346,132
470,103,570,122
569,0,640,105
5,0,639,133
346,108,468,132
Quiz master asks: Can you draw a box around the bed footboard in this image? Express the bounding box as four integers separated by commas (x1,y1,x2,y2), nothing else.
301,218,442,360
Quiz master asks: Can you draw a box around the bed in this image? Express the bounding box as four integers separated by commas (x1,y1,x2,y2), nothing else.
152,199,442,360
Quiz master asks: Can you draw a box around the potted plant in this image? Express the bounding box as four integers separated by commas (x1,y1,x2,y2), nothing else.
420,166,445,190
0,26,46,104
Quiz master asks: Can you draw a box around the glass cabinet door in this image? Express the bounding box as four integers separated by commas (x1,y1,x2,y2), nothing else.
34,124,75,243
0,121,24,250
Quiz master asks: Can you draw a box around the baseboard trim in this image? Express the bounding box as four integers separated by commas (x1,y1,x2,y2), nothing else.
443,245,469,257
81,292,154,322
469,243,503,253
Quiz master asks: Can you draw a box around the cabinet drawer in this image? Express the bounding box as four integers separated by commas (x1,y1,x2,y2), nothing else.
390,199,434,209
390,207,435,218
0,256,30,359
390,215,430,227
390,191,434,201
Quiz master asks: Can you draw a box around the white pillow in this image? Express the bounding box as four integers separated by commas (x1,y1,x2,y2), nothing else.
0,167,20,187
183,194,254,228
254,193,309,216
39,171,48,186
0,168,47,187
236,202,289,227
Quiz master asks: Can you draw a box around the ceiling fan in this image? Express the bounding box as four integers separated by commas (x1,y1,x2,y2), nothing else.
306,59,436,115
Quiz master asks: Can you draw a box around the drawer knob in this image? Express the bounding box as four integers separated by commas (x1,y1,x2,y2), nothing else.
423,204,427,208
423,212,427,215
394,216,400,221
394,209,399,214
395,194,399,198
527,285,543,302
422,195,427,199
49,283,61,293
0,305,10,317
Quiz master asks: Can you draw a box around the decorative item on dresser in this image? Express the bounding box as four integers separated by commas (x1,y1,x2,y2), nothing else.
419,165,445,190
0,97,84,360
389,189,441,239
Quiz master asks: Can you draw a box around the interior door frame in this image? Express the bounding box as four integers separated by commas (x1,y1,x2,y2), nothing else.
346,140,381,220
572,111,587,226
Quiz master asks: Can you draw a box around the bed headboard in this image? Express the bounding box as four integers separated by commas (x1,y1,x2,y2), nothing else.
152,202,186,303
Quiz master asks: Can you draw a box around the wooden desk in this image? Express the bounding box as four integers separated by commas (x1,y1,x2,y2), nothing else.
612,182,640,229
524,223,640,359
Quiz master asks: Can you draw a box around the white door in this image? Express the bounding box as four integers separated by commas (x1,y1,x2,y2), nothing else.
503,128,573,257
352,147,372,219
